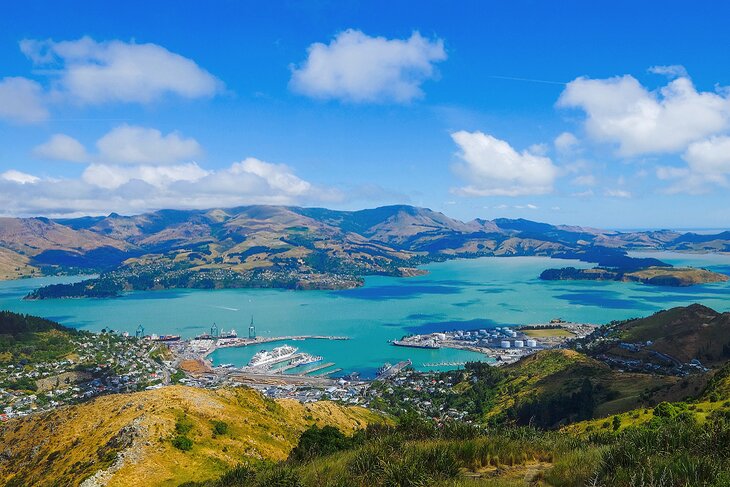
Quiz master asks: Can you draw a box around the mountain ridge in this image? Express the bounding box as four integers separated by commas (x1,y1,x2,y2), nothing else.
1,204,728,295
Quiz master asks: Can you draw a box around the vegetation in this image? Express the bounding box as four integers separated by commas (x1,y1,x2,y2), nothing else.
540,265,728,287
0,310,78,364
0,385,383,486
189,404,730,487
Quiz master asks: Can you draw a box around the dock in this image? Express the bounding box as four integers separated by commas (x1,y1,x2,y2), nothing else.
295,362,335,376
312,367,341,377
198,335,350,357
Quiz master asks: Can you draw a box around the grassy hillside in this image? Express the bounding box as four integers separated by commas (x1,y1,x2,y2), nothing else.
0,385,384,487
584,304,730,368
190,408,730,487
0,311,77,364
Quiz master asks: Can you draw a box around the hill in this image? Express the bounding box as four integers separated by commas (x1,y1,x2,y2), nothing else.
0,385,383,487
540,265,728,286
369,349,697,430
0,204,726,297
0,311,77,365
581,304,730,369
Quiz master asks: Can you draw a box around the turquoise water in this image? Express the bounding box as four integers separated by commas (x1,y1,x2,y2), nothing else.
1,253,730,378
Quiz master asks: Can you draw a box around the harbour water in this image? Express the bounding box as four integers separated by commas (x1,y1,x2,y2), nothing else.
1,253,729,378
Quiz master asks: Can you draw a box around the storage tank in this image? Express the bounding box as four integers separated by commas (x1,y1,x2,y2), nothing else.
500,340,511,348
514,340,524,348
526,339,537,348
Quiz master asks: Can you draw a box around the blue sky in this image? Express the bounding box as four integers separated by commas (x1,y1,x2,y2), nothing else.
1,1,730,229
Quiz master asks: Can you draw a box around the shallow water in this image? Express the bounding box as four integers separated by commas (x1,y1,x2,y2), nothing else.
1,253,729,377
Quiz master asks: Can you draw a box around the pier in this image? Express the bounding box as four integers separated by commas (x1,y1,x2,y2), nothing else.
295,362,335,376
312,367,341,377
193,335,350,357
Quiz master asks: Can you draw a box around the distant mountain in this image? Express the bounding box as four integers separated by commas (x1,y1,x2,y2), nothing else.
0,204,728,295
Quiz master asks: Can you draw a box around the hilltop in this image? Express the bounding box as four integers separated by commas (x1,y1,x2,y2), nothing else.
580,304,730,370
0,385,383,487
0,204,726,298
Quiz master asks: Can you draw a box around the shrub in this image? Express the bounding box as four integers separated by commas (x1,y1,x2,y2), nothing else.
212,420,229,436
172,435,193,451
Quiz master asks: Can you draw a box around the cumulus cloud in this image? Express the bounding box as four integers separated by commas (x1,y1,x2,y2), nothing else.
290,29,446,103
33,134,88,162
0,77,49,123
19,36,222,105
1,170,40,184
658,136,730,193
557,74,730,156
95,125,202,165
0,158,342,216
450,131,558,197
82,162,209,189
554,131,579,153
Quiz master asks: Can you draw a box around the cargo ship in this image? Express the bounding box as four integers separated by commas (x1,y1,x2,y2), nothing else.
392,339,439,350
153,334,181,342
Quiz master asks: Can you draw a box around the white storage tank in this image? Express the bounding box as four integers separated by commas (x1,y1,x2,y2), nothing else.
514,340,524,348
510,331,518,338
500,340,511,348
526,339,538,348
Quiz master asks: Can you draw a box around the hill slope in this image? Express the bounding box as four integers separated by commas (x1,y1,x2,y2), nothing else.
0,386,383,487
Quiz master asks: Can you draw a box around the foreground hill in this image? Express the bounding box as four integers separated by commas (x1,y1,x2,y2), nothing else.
581,304,730,370
0,204,727,297
0,386,382,487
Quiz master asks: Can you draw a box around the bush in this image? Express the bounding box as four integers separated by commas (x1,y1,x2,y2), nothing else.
212,420,228,436
175,415,194,435
172,435,193,451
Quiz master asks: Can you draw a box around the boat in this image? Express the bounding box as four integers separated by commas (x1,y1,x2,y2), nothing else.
392,339,440,350
219,329,238,339
154,335,181,342
247,345,298,368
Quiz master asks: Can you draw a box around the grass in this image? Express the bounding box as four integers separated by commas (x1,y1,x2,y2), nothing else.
520,328,574,338
0,385,385,487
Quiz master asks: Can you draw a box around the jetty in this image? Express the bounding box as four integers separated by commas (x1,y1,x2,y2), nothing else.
295,362,335,376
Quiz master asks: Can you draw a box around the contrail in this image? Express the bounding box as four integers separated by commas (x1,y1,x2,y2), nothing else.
486,75,567,86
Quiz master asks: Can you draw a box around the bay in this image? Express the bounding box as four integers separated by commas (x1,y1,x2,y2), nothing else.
1,253,729,378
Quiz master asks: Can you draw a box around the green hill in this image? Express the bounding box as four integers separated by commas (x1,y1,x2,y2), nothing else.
0,311,77,365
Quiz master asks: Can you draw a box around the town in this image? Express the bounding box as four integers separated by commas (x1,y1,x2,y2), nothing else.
1,318,597,421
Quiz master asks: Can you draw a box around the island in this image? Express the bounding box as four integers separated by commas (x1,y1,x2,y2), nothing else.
539,265,729,287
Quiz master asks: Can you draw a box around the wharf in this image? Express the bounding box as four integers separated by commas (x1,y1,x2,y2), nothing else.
196,335,349,357
295,362,335,376
225,370,339,387
312,367,341,377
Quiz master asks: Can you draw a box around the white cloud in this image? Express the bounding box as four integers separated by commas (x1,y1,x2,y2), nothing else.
20,37,222,105
648,64,688,79
571,174,596,186
554,131,579,153
290,29,446,103
0,77,49,123
33,134,88,162
683,136,730,176
604,189,631,198
1,170,40,184
82,162,209,189
658,135,730,193
557,73,730,155
96,125,202,165
450,131,558,196
0,157,342,216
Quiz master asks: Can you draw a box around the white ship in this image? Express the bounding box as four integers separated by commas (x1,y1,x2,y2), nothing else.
247,345,298,368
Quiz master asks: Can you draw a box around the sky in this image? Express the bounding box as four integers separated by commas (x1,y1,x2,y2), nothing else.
1,1,730,229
